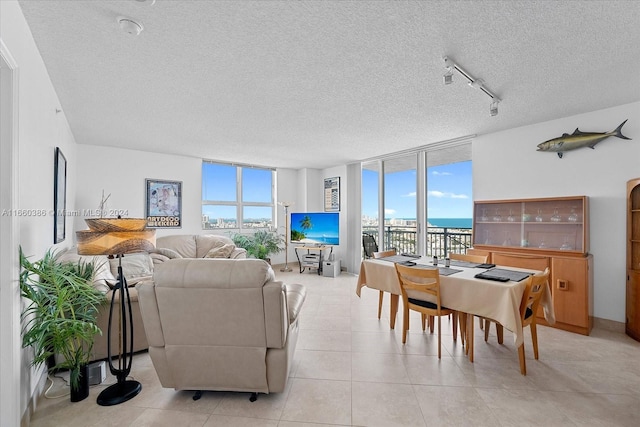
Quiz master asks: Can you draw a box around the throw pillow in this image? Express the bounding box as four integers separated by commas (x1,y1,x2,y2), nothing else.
204,244,235,258
108,252,153,286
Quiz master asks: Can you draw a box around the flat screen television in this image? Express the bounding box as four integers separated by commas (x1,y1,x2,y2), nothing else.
290,212,339,245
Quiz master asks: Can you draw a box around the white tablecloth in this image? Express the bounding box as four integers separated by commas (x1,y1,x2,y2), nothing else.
356,258,555,347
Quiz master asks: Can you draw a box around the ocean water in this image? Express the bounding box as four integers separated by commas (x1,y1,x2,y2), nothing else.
427,218,472,229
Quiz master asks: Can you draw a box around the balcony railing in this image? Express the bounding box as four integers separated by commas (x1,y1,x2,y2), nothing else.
362,225,472,258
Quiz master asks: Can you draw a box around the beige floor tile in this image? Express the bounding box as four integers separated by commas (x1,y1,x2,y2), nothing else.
402,354,470,386
204,414,279,426
475,388,576,426
351,330,402,354
297,329,352,352
294,349,352,381
130,408,210,426
413,384,498,427
351,382,425,427
27,271,640,427
546,391,640,426
280,378,351,425
352,352,410,383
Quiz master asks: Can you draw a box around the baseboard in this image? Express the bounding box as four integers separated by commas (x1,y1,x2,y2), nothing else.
593,316,625,333
21,369,48,427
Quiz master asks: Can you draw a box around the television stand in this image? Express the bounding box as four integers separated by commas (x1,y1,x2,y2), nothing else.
294,245,333,275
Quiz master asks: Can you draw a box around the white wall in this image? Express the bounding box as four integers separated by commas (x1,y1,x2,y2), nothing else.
1,1,80,423
76,145,301,266
473,102,640,322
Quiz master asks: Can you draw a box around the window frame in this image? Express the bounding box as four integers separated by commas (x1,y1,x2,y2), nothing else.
202,160,276,230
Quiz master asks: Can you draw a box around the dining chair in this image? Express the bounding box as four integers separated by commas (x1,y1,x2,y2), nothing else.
373,249,397,319
483,268,550,375
394,264,457,359
448,252,489,264
362,233,379,259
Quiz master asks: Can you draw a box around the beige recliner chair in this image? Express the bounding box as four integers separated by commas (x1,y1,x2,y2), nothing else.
137,258,306,401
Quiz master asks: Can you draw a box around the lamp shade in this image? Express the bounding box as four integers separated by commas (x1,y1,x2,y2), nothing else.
76,218,155,255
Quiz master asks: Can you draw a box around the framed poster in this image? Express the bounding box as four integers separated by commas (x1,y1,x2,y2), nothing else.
145,179,182,228
324,176,340,212
53,147,67,243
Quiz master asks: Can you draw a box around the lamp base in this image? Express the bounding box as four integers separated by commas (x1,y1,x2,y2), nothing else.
280,265,293,272
97,380,141,406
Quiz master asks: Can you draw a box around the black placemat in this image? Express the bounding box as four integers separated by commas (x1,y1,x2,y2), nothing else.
480,268,533,282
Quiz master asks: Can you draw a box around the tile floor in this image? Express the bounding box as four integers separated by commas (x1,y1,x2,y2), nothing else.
29,269,640,426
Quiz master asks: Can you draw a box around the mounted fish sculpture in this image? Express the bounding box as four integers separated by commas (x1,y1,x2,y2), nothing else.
537,120,631,158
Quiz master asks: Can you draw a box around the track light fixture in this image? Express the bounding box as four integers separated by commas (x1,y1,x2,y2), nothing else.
442,56,501,116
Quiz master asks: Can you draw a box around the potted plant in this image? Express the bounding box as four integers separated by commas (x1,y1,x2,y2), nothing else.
231,230,284,262
19,247,106,402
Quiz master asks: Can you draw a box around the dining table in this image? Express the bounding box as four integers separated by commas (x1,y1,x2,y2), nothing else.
356,256,555,354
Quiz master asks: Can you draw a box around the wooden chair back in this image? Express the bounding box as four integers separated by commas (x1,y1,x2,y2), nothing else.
373,249,397,259
394,264,443,312
449,253,488,264
520,267,549,326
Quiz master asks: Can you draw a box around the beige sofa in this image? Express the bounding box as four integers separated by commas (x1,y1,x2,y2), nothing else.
56,234,247,362
153,234,247,261
137,258,306,400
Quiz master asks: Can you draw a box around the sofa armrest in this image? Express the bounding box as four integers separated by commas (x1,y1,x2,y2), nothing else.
137,279,165,347
285,283,306,324
263,281,288,348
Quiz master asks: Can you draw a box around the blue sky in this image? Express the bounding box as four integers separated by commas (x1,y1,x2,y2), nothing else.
362,160,472,219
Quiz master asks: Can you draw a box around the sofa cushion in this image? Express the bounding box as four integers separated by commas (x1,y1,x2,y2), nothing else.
109,252,153,286
204,243,236,258
151,247,183,259
195,234,237,258
156,235,197,258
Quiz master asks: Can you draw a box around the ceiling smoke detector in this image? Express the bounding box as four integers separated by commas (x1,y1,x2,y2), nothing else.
118,17,144,35
134,0,156,4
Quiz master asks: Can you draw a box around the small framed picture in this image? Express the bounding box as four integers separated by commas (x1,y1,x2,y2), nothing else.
324,177,340,212
145,179,182,228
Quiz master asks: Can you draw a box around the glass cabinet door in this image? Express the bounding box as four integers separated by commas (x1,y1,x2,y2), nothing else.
473,196,587,255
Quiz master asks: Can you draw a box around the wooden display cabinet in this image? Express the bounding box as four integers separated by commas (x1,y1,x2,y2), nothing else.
473,196,592,335
626,178,640,341
473,196,588,256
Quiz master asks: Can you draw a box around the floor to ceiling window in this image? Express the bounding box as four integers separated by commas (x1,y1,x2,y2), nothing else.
361,141,472,258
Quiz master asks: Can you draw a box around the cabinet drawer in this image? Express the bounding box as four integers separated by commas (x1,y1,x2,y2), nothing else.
491,252,550,271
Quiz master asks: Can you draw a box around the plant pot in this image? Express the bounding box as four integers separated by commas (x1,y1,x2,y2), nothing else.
70,364,90,402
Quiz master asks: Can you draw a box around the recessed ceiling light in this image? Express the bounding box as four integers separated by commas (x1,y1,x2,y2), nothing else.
133,0,156,4
117,17,144,36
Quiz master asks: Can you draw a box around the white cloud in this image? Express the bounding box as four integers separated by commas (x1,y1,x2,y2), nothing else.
432,171,452,176
402,192,416,197
428,190,468,199
384,208,396,215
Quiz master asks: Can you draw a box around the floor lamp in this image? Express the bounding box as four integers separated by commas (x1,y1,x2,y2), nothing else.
278,202,293,272
77,217,155,406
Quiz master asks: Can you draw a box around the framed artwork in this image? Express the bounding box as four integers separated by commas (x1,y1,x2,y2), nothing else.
145,179,182,228
324,176,340,212
53,147,66,243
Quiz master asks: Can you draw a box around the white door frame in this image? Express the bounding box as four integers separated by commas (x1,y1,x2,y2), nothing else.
0,38,21,427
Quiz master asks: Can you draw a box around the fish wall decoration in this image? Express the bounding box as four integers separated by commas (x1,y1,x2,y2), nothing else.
536,120,631,158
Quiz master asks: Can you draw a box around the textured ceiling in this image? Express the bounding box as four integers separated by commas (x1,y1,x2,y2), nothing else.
18,0,640,169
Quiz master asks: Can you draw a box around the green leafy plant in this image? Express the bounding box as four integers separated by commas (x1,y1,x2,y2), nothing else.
19,247,106,393
231,230,284,260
